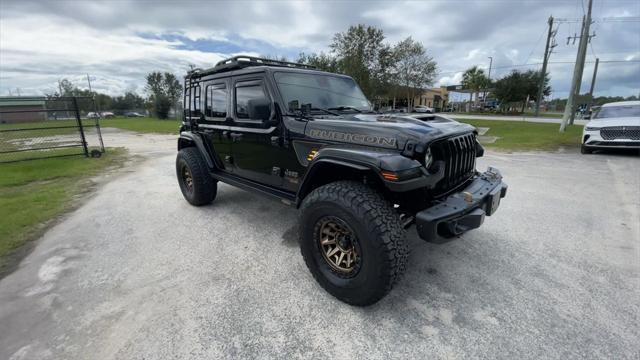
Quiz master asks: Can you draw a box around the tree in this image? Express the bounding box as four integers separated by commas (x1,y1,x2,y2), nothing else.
390,37,437,112
112,92,145,112
297,52,339,73
58,79,76,96
145,72,182,119
493,70,550,113
461,66,490,111
329,24,394,101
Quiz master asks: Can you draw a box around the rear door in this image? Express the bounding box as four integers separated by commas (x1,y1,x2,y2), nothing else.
199,79,233,172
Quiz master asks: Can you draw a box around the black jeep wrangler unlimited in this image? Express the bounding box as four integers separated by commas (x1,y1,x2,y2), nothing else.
176,56,507,306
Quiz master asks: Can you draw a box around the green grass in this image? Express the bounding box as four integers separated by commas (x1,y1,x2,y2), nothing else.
100,117,181,134
450,111,563,119
0,149,127,274
458,119,583,151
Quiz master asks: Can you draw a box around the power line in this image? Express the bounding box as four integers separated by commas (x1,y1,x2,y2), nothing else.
524,24,549,64
436,59,639,76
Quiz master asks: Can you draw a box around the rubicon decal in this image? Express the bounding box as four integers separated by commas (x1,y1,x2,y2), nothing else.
309,129,397,148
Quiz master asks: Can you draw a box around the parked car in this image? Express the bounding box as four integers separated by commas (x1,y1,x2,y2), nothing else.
86,112,100,119
483,100,500,111
125,111,145,117
101,111,115,118
581,101,640,154
175,55,508,306
414,105,434,113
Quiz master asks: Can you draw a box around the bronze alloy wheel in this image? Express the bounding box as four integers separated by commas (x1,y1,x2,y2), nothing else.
317,216,360,276
182,165,194,194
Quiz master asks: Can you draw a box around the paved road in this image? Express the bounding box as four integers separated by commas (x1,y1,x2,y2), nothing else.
1,130,638,359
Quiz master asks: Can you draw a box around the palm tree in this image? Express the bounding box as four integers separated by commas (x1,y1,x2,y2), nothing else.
461,66,490,112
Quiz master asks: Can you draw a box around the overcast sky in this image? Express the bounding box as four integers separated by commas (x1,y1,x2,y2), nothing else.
1,0,638,100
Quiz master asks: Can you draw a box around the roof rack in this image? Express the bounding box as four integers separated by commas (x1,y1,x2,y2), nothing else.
190,55,315,77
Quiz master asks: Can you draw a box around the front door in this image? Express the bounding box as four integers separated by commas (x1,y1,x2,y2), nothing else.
229,76,282,187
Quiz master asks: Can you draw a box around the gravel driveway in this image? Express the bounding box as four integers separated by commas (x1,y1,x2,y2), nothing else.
1,130,638,359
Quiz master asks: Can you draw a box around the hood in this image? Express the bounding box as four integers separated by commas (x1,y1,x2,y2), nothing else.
303,113,475,150
586,117,640,128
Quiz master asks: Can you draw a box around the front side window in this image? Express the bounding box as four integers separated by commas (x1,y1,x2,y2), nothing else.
205,85,227,119
274,72,371,113
235,84,268,119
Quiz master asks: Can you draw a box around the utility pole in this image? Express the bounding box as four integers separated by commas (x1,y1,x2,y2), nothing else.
86,74,93,93
560,0,594,132
484,56,493,104
588,57,599,109
534,16,556,117
58,79,63,97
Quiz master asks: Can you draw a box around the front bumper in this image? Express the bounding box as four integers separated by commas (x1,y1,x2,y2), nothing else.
583,129,640,149
415,167,507,243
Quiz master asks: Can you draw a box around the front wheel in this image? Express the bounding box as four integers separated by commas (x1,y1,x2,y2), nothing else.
299,181,408,306
176,147,217,206
581,145,593,154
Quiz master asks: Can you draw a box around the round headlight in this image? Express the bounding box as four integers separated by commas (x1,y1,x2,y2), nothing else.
424,147,434,168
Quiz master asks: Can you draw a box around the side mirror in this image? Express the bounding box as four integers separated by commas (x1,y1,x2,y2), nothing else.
248,98,271,122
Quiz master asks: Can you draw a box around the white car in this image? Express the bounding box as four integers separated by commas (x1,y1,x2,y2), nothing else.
414,105,434,113
581,101,640,154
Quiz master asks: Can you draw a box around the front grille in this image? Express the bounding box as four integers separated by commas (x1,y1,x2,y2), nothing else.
431,133,477,193
600,126,640,140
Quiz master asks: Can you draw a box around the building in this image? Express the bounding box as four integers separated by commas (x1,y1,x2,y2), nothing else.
413,87,450,111
0,97,47,124
380,86,450,111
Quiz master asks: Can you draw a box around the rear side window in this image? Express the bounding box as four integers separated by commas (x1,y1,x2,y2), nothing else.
205,84,227,119
235,84,267,119
192,85,201,112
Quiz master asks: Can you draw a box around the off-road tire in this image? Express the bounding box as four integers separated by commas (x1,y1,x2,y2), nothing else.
299,181,409,306
581,145,593,154
176,147,217,206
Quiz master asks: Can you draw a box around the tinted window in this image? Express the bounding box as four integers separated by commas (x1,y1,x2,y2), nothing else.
205,85,227,119
192,86,200,112
236,84,267,119
595,104,640,119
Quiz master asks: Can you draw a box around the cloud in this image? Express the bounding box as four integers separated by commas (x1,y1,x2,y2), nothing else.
0,0,638,98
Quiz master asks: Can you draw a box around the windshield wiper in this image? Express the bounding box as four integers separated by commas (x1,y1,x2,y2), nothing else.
286,109,314,120
327,106,362,113
308,107,341,116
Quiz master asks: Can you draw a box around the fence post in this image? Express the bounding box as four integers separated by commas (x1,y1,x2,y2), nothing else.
72,97,89,157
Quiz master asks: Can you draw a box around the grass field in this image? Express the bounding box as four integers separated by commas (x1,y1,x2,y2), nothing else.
450,111,563,119
100,117,181,134
0,149,127,274
459,119,583,151
98,116,580,151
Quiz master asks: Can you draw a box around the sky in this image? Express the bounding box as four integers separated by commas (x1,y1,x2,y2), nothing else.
1,0,638,101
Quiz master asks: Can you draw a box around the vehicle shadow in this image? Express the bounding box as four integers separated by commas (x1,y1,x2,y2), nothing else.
202,183,523,324
587,148,639,156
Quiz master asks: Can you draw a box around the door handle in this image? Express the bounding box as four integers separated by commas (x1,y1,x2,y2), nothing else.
230,132,243,142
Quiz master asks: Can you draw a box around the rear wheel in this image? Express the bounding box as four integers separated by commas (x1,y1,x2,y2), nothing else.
299,181,408,306
176,147,217,206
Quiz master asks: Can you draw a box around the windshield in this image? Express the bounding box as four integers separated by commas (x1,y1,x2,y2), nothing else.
594,104,640,119
274,72,371,113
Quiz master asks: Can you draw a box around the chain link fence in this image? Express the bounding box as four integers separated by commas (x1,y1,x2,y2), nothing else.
0,96,105,163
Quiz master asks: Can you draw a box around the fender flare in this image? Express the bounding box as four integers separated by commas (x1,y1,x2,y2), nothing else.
295,146,438,204
178,132,218,169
